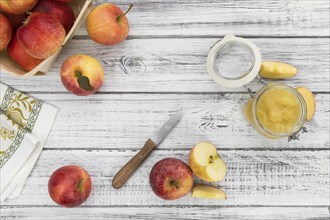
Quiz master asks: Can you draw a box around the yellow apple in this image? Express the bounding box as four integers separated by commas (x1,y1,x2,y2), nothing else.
61,54,104,96
188,142,226,182
86,3,132,46
192,185,226,200
0,0,38,15
296,87,316,121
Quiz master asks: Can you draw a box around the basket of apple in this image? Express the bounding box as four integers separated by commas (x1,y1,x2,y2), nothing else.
0,0,93,77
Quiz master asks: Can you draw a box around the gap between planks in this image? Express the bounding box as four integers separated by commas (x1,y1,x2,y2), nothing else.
43,148,330,151
5,91,330,95
73,35,330,40
1,205,329,208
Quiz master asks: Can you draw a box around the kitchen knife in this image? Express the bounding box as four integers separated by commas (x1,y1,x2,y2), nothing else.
112,108,183,189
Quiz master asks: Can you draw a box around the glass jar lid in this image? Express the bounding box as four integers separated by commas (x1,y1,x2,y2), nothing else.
207,35,262,88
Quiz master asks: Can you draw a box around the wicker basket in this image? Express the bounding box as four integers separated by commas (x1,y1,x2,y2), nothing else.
0,0,93,78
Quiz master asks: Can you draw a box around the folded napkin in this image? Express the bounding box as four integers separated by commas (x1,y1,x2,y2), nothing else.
0,83,58,202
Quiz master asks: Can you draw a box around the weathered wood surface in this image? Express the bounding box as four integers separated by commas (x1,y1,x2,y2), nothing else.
1,38,329,93
1,207,329,220
2,150,329,206
28,93,328,150
1,0,329,219
73,0,330,37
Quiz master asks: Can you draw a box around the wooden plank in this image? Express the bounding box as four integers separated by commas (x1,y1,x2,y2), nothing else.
1,38,329,93
1,206,329,220
2,149,329,206
0,1,328,218
73,0,330,37
24,93,329,150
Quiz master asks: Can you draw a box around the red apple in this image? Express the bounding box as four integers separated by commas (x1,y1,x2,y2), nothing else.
54,0,73,2
0,13,12,50
86,3,133,46
7,35,44,72
16,12,66,59
61,54,104,96
32,0,75,34
0,0,38,14
149,158,194,200
48,165,92,208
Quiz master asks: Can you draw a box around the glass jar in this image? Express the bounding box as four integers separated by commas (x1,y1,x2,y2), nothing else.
207,35,308,140
244,83,307,139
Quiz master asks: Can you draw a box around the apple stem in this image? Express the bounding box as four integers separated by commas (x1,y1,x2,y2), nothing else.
117,4,134,22
23,14,32,25
74,70,82,78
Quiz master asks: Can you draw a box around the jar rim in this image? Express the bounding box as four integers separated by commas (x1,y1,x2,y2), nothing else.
206,35,261,88
251,83,307,138
210,41,256,80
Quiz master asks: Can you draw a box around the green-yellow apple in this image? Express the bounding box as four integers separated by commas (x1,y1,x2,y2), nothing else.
48,165,92,208
86,3,133,46
0,13,12,50
17,12,66,59
189,142,227,182
61,54,104,96
0,0,38,14
149,158,194,200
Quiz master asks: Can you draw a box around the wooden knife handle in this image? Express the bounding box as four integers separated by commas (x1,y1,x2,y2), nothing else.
112,139,157,189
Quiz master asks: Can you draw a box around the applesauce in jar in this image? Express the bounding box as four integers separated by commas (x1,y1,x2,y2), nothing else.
244,84,307,139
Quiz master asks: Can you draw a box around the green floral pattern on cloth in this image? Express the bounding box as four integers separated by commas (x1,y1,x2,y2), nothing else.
0,86,43,168
0,127,15,140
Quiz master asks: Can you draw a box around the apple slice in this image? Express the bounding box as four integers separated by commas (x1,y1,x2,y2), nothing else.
188,142,227,182
192,185,226,200
260,61,297,79
296,87,316,121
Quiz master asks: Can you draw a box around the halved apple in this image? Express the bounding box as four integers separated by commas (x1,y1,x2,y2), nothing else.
192,184,227,200
188,142,226,182
296,87,316,121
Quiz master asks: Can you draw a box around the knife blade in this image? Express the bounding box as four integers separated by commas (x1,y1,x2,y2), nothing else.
150,108,183,145
112,108,183,189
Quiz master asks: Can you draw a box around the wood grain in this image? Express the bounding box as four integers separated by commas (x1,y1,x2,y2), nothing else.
24,93,329,150
1,206,329,220
1,149,329,206
0,0,329,219
72,0,330,37
1,38,329,93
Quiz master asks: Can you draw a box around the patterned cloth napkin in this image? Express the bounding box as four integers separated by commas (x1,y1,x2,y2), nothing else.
0,83,57,202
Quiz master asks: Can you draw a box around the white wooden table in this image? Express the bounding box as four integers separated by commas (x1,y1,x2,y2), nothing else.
1,0,329,219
